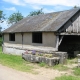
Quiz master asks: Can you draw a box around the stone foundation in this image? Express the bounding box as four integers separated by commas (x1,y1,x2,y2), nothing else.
2,45,57,55
2,46,25,55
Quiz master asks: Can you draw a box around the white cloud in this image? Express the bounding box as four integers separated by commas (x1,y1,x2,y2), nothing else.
3,0,26,6
24,0,80,7
43,8,55,13
3,0,80,7
0,20,9,31
2,0,80,8
31,5,42,10
4,7,16,11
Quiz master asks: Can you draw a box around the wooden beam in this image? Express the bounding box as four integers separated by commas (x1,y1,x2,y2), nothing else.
60,33,80,35
58,36,64,46
56,36,59,51
73,22,74,32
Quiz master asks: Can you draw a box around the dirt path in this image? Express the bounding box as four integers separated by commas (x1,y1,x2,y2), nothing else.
0,64,67,80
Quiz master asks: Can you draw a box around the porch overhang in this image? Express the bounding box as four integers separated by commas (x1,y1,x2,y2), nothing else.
59,32,80,35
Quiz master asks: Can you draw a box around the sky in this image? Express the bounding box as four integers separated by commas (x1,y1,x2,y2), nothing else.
0,0,80,30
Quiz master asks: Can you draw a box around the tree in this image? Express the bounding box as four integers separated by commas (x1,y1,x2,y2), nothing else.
0,10,5,23
0,10,5,33
8,11,24,25
28,8,44,16
74,5,79,8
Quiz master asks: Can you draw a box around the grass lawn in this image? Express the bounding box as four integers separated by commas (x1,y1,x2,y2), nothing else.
54,75,80,80
73,67,80,76
0,47,34,73
53,64,69,71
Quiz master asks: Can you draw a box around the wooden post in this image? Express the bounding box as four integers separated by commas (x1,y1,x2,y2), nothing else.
77,21,78,33
21,33,23,48
56,36,59,51
73,22,74,32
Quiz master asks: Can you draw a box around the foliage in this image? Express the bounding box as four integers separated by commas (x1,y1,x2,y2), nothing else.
0,10,5,23
0,10,5,32
28,8,44,16
8,11,24,25
74,5,79,8
54,75,80,80
0,37,2,46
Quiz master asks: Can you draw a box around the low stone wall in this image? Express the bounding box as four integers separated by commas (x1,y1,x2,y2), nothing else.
22,51,67,66
52,52,68,64
22,54,60,66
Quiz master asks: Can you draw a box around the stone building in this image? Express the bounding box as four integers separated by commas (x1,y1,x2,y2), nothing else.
2,8,80,56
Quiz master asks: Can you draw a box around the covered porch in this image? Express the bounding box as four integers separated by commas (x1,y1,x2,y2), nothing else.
58,33,80,58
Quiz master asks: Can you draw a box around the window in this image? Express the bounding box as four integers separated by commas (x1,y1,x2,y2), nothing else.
9,33,15,41
32,32,42,43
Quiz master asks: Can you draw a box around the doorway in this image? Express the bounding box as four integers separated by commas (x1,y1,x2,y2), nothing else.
58,35,80,58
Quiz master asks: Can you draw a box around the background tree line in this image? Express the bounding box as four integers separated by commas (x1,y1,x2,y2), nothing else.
0,8,44,26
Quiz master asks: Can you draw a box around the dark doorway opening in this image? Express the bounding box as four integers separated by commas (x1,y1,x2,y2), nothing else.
58,35,80,58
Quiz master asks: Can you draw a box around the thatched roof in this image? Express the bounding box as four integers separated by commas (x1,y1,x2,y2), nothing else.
3,8,80,33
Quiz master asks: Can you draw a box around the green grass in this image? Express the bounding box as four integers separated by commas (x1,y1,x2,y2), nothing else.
39,62,47,67
53,64,69,71
73,67,80,76
0,47,34,73
67,58,77,64
54,75,80,80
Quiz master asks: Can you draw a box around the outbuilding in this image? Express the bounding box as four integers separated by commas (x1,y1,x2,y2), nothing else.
2,8,80,56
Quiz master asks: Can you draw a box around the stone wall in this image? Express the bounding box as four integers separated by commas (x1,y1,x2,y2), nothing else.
22,51,67,66
22,54,60,66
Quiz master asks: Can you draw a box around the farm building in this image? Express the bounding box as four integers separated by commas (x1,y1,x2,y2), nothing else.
2,8,80,56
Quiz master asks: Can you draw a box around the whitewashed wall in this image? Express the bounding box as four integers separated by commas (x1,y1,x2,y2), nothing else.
3,32,57,54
